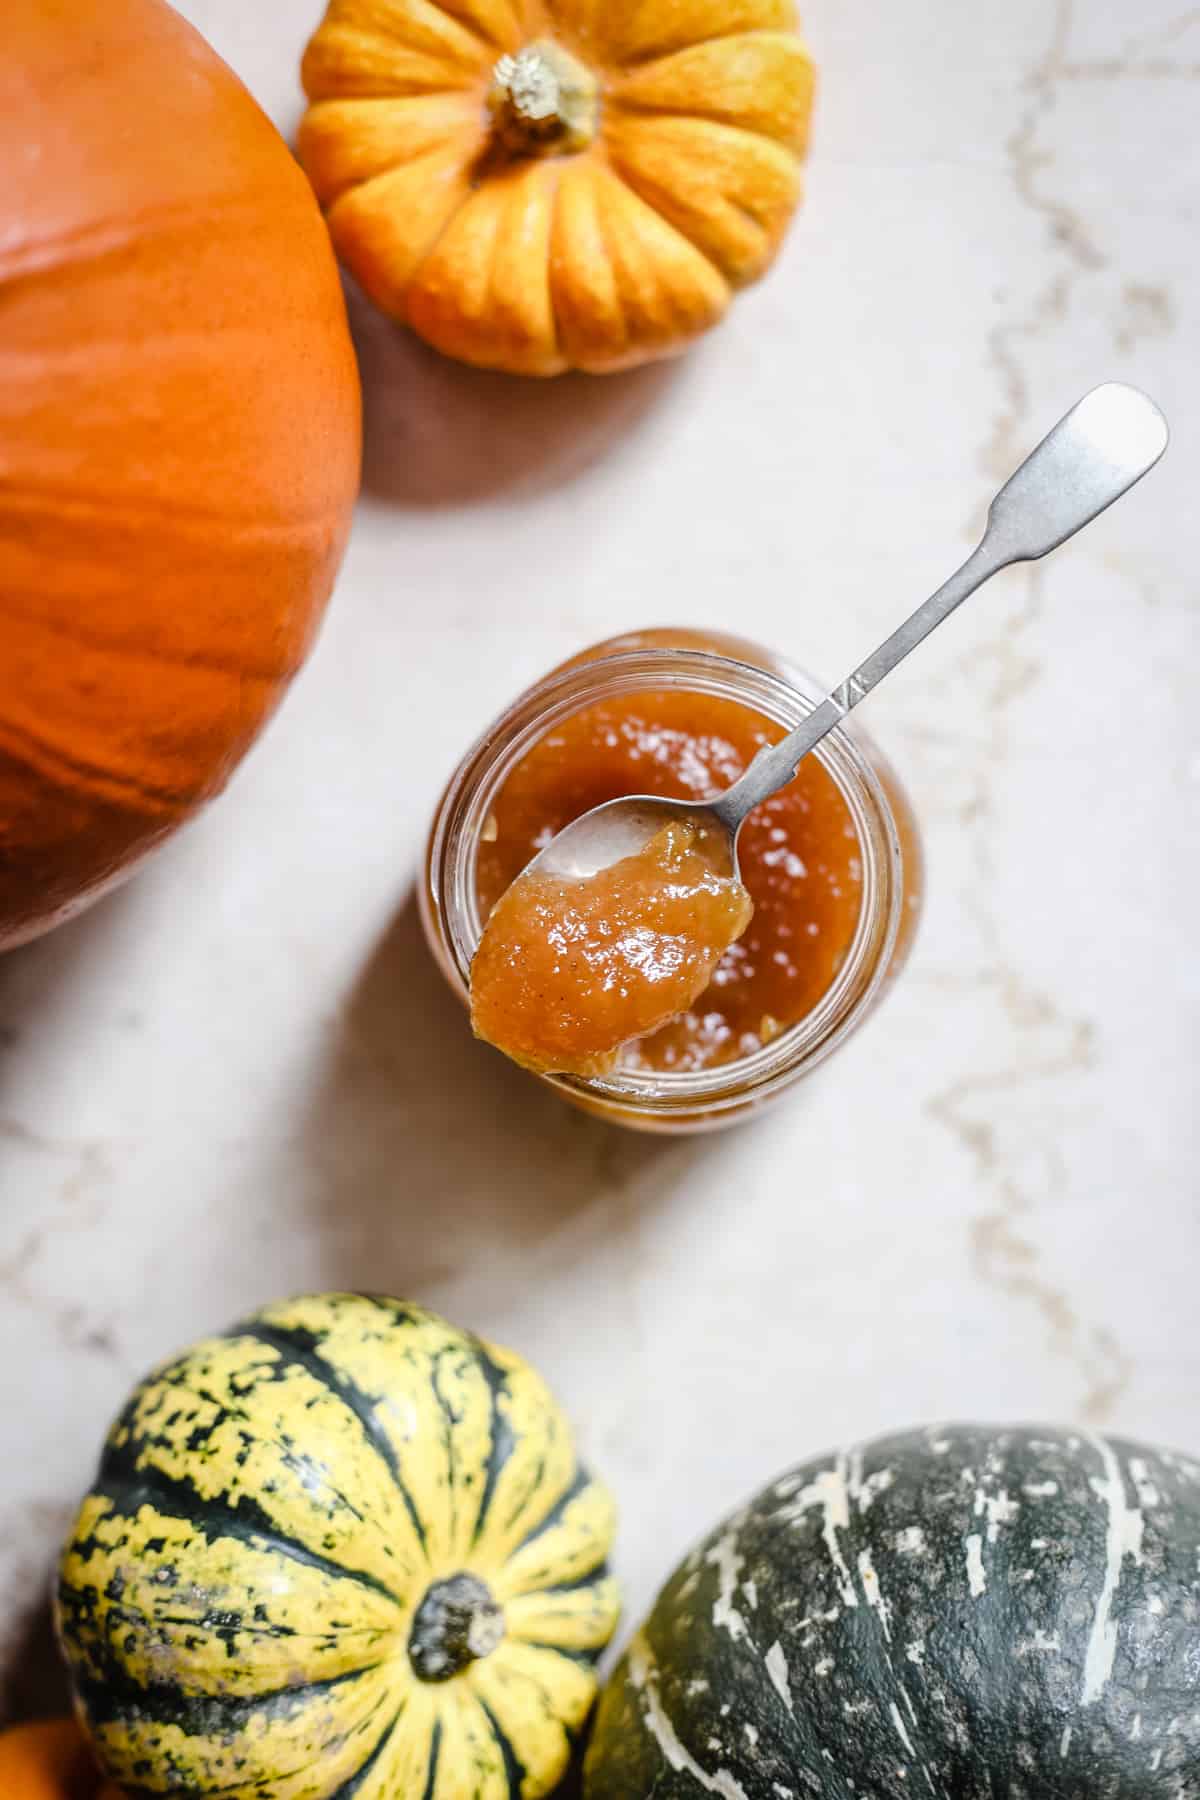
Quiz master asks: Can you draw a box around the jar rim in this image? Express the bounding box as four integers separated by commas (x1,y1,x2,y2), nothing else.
427,646,909,1120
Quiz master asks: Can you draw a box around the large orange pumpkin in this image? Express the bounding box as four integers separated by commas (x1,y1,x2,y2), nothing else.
0,0,361,949
0,1718,115,1798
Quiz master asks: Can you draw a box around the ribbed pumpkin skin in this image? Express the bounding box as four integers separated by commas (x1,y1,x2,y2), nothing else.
299,0,815,375
57,1294,619,1800
585,1425,1200,1798
0,0,361,949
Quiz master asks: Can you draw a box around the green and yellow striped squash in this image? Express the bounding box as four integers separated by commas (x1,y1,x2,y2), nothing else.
56,1293,619,1800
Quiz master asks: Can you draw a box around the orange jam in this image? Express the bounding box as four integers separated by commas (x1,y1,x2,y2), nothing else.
470,820,753,1076
474,690,865,1075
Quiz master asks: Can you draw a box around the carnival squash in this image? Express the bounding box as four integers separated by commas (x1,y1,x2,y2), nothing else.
299,0,816,374
57,1294,619,1800
586,1424,1200,1797
0,0,361,950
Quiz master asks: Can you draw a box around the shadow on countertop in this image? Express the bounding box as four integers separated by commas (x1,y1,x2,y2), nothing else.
345,277,685,509
0,1589,71,1725
0,893,691,1738
296,888,688,1302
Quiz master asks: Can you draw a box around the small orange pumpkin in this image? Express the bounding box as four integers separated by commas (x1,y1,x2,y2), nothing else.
300,0,815,375
0,1718,113,1798
0,0,361,950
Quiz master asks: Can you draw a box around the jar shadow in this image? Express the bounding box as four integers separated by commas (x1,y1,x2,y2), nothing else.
344,277,686,509
296,889,684,1305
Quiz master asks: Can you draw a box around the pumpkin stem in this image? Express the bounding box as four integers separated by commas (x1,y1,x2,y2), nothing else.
488,41,599,155
408,1573,505,1682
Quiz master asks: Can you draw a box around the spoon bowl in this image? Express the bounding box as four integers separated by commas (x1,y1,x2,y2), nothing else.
525,793,740,883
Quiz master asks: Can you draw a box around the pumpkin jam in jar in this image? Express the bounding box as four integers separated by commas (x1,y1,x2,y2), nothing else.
474,688,866,1075
422,630,921,1130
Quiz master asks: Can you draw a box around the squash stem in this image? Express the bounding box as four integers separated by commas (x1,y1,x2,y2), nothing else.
488,41,599,155
408,1573,505,1682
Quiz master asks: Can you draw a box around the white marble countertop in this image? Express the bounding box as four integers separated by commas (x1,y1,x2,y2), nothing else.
2,0,1197,1724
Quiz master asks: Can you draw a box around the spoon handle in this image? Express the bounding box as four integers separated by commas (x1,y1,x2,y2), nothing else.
712,382,1169,830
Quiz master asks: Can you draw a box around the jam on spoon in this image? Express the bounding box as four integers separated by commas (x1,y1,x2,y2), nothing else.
470,818,752,1077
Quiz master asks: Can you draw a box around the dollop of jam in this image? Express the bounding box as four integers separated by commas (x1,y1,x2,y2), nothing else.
472,689,864,1076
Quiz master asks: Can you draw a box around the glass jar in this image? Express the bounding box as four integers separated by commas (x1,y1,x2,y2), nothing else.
421,629,922,1133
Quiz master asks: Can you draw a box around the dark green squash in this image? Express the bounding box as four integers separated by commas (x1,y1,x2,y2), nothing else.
584,1424,1200,1798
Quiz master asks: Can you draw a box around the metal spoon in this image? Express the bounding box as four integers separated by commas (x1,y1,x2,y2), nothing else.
523,383,1168,886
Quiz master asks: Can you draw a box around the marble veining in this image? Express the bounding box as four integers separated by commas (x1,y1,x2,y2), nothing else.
0,0,1196,1722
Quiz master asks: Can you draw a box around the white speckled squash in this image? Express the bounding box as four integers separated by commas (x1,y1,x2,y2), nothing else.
584,1424,1200,1798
